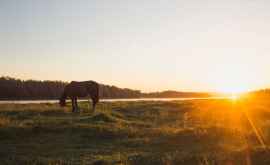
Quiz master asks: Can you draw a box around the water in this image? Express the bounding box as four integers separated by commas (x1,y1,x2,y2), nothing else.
0,97,229,104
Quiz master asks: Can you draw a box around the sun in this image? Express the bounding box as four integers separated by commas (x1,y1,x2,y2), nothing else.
206,63,254,95
230,95,239,101
217,86,248,94
217,86,246,101
217,86,247,102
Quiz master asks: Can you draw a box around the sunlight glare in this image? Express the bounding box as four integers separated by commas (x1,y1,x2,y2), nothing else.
230,95,239,102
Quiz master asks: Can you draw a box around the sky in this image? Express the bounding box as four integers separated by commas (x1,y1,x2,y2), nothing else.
1,0,270,93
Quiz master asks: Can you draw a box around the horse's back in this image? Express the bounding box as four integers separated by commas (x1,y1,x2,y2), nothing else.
66,81,88,97
69,80,97,86
65,81,99,97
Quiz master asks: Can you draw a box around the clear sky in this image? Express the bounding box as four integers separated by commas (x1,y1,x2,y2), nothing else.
1,0,270,92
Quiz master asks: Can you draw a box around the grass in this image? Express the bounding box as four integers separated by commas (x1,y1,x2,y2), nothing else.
1,98,270,164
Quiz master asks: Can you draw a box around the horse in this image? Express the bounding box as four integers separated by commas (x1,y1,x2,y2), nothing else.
59,81,99,112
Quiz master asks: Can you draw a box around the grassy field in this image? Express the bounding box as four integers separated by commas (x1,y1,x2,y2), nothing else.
1,98,270,164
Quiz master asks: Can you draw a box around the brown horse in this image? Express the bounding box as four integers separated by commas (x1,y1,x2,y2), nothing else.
59,81,99,112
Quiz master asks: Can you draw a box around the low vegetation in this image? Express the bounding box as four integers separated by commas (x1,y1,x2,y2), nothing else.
1,98,270,164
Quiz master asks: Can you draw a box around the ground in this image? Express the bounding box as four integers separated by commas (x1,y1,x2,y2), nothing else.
1,98,270,165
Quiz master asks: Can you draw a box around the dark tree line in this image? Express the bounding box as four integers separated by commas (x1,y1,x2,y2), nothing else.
0,76,214,100
0,76,141,100
0,77,66,100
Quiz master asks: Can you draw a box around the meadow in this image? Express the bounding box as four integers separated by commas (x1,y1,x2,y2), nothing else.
1,98,270,165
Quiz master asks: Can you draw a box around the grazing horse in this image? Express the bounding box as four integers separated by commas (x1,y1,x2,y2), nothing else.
59,81,99,112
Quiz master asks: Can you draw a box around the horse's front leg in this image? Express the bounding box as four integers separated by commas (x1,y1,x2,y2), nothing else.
75,97,79,112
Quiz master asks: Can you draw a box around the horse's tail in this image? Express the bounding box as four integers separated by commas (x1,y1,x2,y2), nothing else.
87,81,99,103
96,83,100,102
94,82,100,103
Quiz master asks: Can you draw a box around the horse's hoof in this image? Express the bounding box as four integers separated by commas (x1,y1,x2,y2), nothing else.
72,110,79,113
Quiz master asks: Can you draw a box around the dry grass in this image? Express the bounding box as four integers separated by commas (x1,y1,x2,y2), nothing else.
1,98,270,164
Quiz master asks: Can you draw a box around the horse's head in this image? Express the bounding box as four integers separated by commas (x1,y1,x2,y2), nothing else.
59,97,66,107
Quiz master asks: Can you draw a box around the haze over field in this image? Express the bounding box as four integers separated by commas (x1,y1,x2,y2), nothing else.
1,1,270,93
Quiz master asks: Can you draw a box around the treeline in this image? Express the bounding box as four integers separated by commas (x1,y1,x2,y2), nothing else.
0,77,141,100
247,89,270,98
143,90,211,98
0,76,213,100
99,84,141,98
0,77,66,100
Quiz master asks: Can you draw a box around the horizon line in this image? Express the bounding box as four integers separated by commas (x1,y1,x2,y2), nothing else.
1,75,267,94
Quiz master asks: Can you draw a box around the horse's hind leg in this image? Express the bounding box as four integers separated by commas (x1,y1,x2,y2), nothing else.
71,98,76,112
92,102,96,112
90,98,96,113
92,99,98,112
72,98,78,113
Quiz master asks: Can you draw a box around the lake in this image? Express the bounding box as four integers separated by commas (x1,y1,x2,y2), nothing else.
0,97,229,104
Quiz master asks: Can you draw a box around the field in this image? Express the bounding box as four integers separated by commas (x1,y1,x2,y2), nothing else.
1,98,270,165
